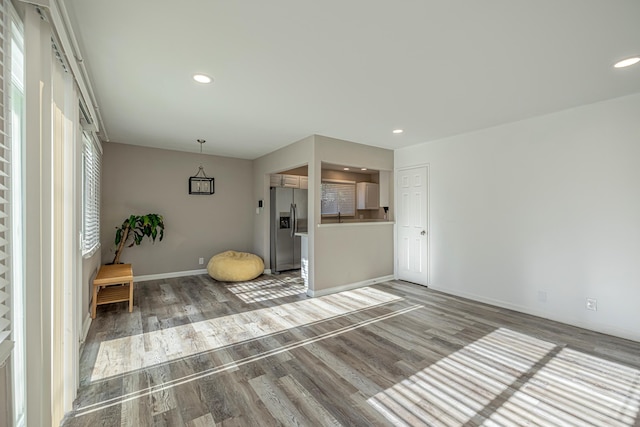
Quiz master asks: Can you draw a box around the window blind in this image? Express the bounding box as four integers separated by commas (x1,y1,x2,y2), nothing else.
82,132,101,257
321,180,356,216
0,0,14,364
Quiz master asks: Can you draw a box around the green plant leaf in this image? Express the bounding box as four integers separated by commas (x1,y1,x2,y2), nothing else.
114,213,165,255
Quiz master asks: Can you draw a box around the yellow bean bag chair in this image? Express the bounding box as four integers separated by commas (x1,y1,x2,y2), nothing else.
207,250,264,282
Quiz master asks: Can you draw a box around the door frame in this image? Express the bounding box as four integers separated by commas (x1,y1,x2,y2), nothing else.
394,163,430,286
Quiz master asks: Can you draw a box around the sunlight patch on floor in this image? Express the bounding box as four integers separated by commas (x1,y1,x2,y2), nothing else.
225,275,306,303
368,328,640,426
76,303,423,418
485,347,640,426
90,286,400,381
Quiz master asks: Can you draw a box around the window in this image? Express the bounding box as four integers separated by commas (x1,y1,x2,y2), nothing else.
82,132,101,256
0,1,12,364
321,180,356,216
0,2,26,425
0,0,24,364
9,14,25,426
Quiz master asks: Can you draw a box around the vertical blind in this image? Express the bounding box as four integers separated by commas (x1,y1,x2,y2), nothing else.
82,132,101,256
321,180,356,216
0,0,13,363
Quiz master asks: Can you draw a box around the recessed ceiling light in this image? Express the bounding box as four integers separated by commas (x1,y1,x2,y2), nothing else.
193,73,212,83
392,129,403,134
361,168,367,171
343,167,350,171
613,56,640,68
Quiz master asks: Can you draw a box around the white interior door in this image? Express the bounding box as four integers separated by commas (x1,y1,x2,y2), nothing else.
397,166,429,285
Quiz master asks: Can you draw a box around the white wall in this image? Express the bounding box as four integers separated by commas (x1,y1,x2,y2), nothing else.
395,93,640,342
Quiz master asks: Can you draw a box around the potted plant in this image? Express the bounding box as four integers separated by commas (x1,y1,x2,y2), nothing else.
112,214,165,264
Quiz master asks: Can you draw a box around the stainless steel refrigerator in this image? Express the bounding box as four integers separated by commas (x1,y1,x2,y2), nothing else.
270,187,308,273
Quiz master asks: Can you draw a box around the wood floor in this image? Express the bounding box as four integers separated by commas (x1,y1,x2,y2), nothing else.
62,273,640,426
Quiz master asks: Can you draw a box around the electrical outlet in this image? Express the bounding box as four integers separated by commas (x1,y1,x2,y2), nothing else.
538,291,547,303
586,298,597,311
198,257,204,265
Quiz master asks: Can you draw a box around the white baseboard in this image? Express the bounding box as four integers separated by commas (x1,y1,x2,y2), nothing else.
307,275,395,298
80,313,92,345
134,269,208,283
427,284,640,343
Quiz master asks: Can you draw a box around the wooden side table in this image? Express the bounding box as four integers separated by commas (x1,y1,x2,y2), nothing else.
92,263,134,319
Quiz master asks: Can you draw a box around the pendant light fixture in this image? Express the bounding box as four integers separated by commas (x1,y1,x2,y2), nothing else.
189,139,215,195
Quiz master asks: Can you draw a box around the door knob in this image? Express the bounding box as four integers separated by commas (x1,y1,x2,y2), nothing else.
421,230,426,235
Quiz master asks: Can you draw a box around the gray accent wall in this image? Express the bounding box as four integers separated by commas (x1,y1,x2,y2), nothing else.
101,143,255,276
81,252,100,325
253,135,394,294
0,359,11,427
313,136,394,292
253,135,315,272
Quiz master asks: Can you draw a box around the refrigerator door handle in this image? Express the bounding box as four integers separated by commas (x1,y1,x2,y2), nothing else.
290,203,296,237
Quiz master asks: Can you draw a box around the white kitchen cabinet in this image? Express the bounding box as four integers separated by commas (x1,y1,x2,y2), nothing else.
299,176,308,189
282,175,300,188
270,174,304,188
357,182,379,209
270,174,283,187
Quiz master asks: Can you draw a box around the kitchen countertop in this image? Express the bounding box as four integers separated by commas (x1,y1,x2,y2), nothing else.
317,221,394,228
321,218,391,224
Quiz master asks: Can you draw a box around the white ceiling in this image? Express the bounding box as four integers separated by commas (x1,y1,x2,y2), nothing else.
64,0,640,160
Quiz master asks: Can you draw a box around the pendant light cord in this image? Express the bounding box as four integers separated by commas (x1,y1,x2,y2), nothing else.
195,139,209,177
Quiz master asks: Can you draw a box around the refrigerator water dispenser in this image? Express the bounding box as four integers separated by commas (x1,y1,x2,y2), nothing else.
279,214,290,229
